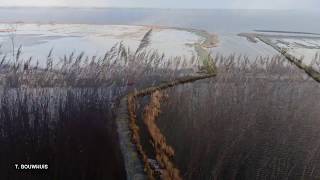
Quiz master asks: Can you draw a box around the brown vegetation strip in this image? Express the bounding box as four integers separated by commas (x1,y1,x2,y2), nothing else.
126,72,216,179
128,94,156,179
143,91,182,180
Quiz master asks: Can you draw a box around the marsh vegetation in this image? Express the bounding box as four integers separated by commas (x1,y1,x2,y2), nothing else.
155,55,320,179
0,32,197,179
1,28,320,180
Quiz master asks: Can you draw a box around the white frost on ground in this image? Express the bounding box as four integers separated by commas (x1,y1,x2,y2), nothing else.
0,24,203,67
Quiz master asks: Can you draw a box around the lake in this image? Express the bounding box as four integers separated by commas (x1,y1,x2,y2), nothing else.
1,8,320,34
0,8,319,63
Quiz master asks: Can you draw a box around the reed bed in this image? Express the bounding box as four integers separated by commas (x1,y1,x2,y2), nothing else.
309,53,320,72
2,29,319,180
127,72,216,180
156,55,320,180
0,42,197,88
142,91,181,180
0,29,198,179
0,88,126,179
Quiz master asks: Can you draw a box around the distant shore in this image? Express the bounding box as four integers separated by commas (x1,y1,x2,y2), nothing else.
254,30,320,36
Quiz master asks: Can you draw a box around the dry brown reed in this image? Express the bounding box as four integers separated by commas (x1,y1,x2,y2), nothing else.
0,29,202,180
0,42,197,88
128,94,156,180
157,55,320,179
143,91,181,180
126,72,216,180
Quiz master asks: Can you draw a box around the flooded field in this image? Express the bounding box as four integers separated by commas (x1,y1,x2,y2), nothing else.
0,24,205,67
239,31,320,71
2,23,320,70
265,35,320,70
211,34,278,58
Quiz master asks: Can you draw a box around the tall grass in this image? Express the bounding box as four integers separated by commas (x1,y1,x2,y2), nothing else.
0,29,198,179
0,88,126,179
156,55,320,180
3,29,319,180
310,52,320,72
0,43,198,88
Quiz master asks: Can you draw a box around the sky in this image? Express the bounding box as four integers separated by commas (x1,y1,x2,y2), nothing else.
0,0,319,9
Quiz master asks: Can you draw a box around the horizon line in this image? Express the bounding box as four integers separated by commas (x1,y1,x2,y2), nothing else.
0,6,319,11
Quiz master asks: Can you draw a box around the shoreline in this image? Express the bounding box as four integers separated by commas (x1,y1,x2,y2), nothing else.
0,23,218,68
